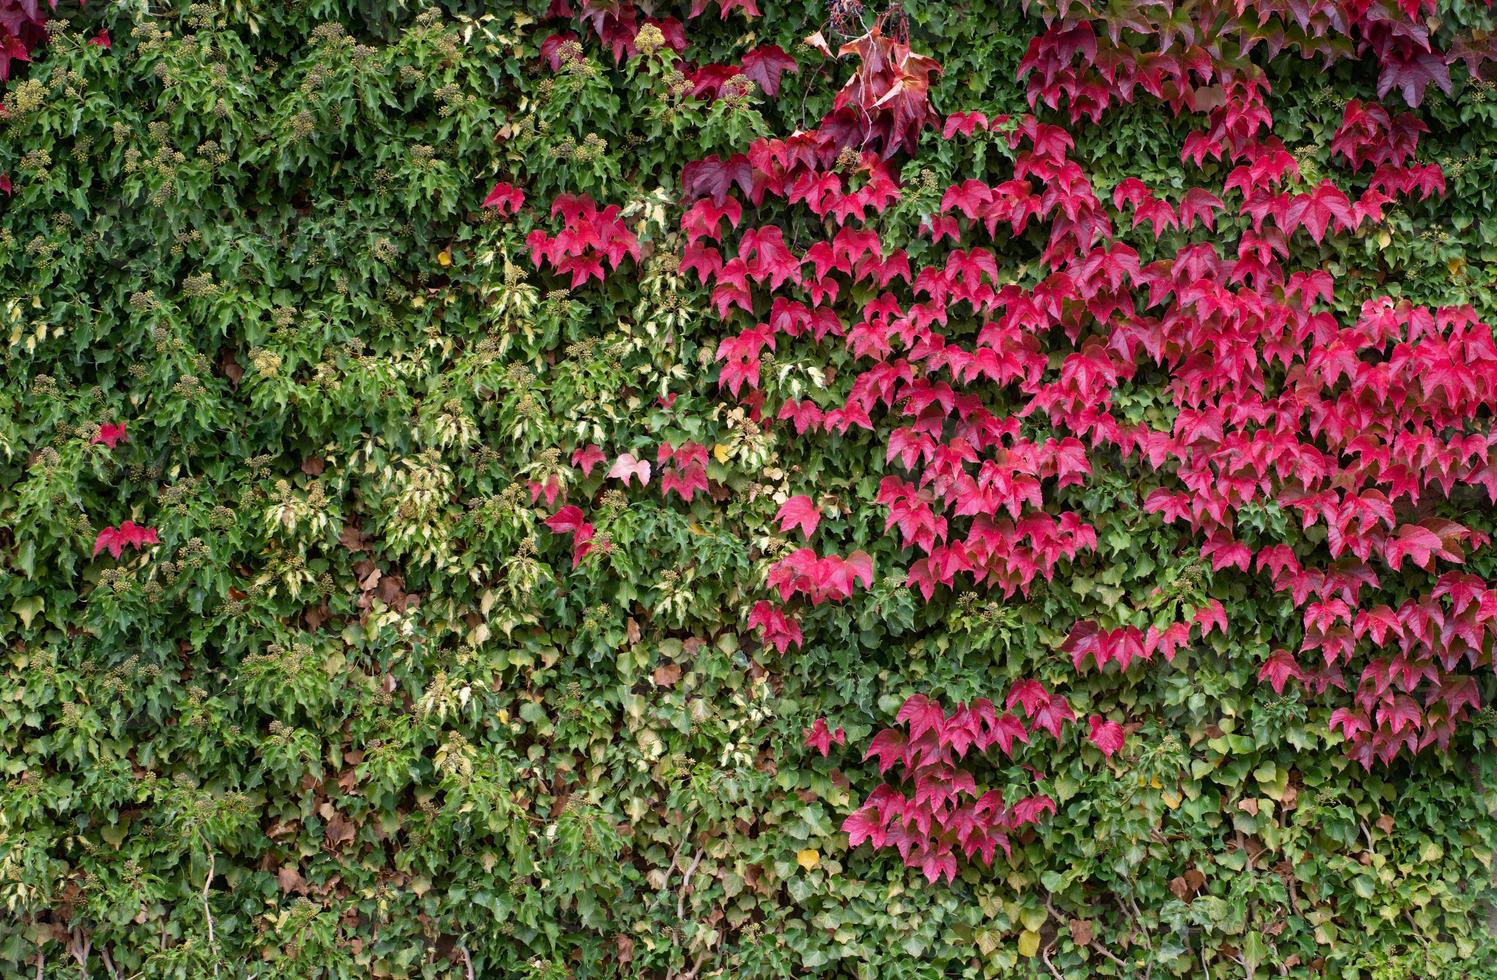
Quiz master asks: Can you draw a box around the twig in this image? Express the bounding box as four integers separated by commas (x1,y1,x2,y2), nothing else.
1403,911,1432,948
1044,897,1128,969
68,927,92,979
202,850,221,976
676,849,705,920
1123,894,1154,980
461,945,475,980
1124,895,1154,952
678,949,708,980
1093,939,1129,970
1040,946,1065,979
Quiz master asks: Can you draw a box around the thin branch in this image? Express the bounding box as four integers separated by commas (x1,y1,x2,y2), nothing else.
68,927,91,979
1123,894,1154,980
676,848,705,920
1045,897,1128,970
1124,895,1154,951
678,949,708,980
202,850,221,976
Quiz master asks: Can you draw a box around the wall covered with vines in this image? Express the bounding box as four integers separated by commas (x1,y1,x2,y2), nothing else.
2,0,1497,976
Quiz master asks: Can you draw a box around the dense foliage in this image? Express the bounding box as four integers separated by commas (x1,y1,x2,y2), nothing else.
3,0,1497,977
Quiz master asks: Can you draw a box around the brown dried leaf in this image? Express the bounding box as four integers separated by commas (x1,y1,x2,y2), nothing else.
804,30,834,57
221,350,244,387
277,866,309,895
1169,868,1206,902
377,574,405,605
652,662,682,687
304,603,330,631
266,820,299,840
324,810,356,850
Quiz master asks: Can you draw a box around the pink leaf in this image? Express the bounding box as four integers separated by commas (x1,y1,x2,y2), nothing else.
776,495,821,538
1086,715,1125,758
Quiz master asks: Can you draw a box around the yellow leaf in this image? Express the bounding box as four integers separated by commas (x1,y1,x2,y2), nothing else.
11,596,43,629
1375,230,1391,250
1018,930,1041,958
1448,257,1465,276
1162,790,1182,810
438,250,452,267
796,849,820,870
713,443,732,464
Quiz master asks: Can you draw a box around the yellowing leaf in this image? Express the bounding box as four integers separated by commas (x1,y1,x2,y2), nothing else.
1162,790,1182,810
713,443,732,464
11,596,43,629
438,250,452,267
796,849,820,870
1017,929,1041,958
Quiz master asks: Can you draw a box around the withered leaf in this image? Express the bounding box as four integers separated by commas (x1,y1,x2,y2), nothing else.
277,866,309,895
340,525,369,552
304,602,330,630
324,810,356,850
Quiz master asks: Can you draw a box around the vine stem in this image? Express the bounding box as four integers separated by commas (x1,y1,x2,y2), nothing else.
202,850,221,976
1045,896,1128,969
676,848,705,920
